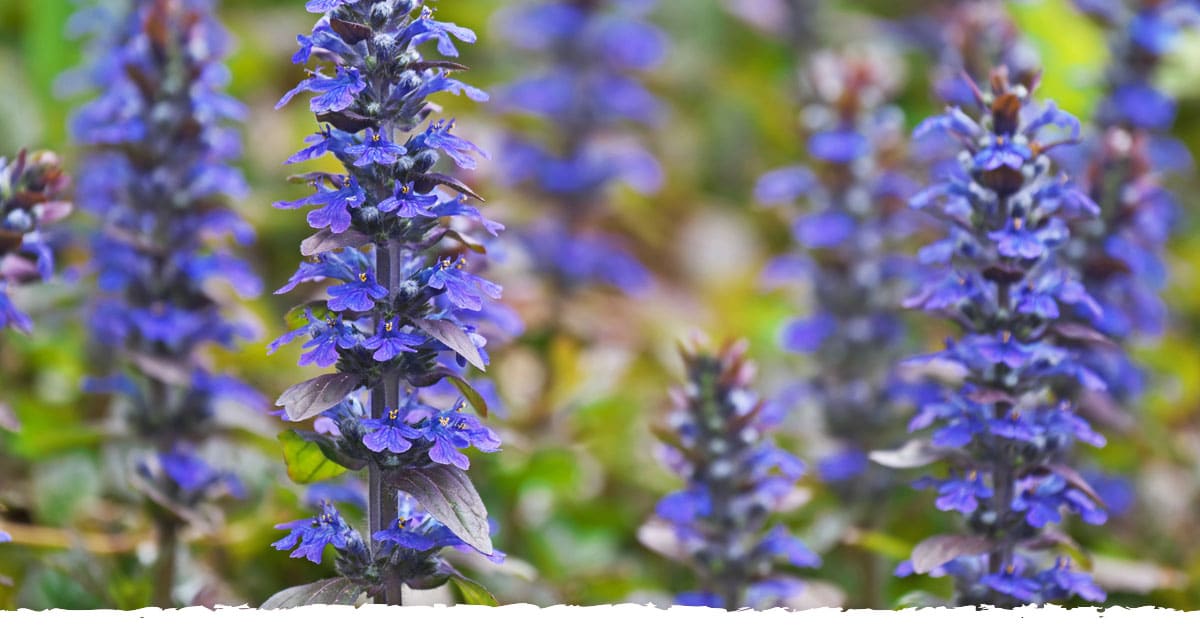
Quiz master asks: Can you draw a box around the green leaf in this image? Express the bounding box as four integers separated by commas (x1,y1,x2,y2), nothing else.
284,301,332,331
394,465,493,556
449,575,498,606
447,375,488,418
260,578,368,609
279,430,349,484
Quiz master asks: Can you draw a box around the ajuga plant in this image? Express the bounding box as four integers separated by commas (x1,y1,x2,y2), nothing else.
0,149,72,545
70,0,258,607
1065,0,1198,402
756,48,916,505
892,68,1111,606
754,46,917,607
649,337,819,610
267,0,504,607
0,151,72,335
494,0,666,298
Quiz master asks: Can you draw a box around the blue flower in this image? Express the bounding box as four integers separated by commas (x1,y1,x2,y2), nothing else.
276,66,366,114
418,403,500,470
424,257,502,311
326,269,388,312
378,182,438,217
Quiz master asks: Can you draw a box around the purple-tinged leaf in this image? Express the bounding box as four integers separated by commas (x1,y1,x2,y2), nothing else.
260,578,368,609
276,373,361,421
1051,322,1117,348
300,228,371,256
911,534,993,574
414,318,486,371
328,18,372,44
413,172,484,201
129,352,192,387
393,464,493,556
0,402,19,432
1043,464,1107,508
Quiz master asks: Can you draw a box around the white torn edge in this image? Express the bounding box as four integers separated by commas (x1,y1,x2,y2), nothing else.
0,604,1184,626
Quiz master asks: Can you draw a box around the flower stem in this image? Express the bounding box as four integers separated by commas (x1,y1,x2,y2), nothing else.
369,241,405,606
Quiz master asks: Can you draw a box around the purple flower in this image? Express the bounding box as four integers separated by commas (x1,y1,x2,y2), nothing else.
346,131,406,167
362,317,423,361
360,406,422,454
273,502,362,564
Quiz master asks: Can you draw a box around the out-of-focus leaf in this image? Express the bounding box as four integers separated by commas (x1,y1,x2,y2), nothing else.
448,575,498,606
1091,555,1187,594
18,567,104,610
279,430,349,484
869,439,945,469
1010,0,1105,117
637,517,687,562
31,452,100,526
894,591,950,609
393,464,493,556
911,534,993,574
786,579,847,610
260,578,367,609
0,402,18,432
276,372,361,421
415,318,486,372
844,527,912,561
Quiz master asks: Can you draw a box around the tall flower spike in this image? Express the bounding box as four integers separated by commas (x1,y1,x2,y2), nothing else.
646,337,819,610
890,68,1108,607
756,47,921,504
268,0,503,607
493,0,667,296
69,0,259,607
0,149,71,549
0,150,72,334
1065,0,1198,403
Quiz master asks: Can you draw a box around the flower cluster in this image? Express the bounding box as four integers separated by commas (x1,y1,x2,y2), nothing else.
891,69,1110,606
70,0,255,554
0,150,71,333
1065,0,1198,400
268,0,503,603
493,0,667,295
755,48,919,496
649,338,819,610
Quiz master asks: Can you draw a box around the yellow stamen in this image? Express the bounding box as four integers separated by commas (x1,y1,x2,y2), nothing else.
358,272,368,282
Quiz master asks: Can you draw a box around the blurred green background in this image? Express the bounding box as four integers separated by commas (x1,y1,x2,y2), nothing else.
2,0,1200,610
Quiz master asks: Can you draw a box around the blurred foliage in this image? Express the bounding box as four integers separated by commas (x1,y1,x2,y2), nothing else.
1,0,1199,610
